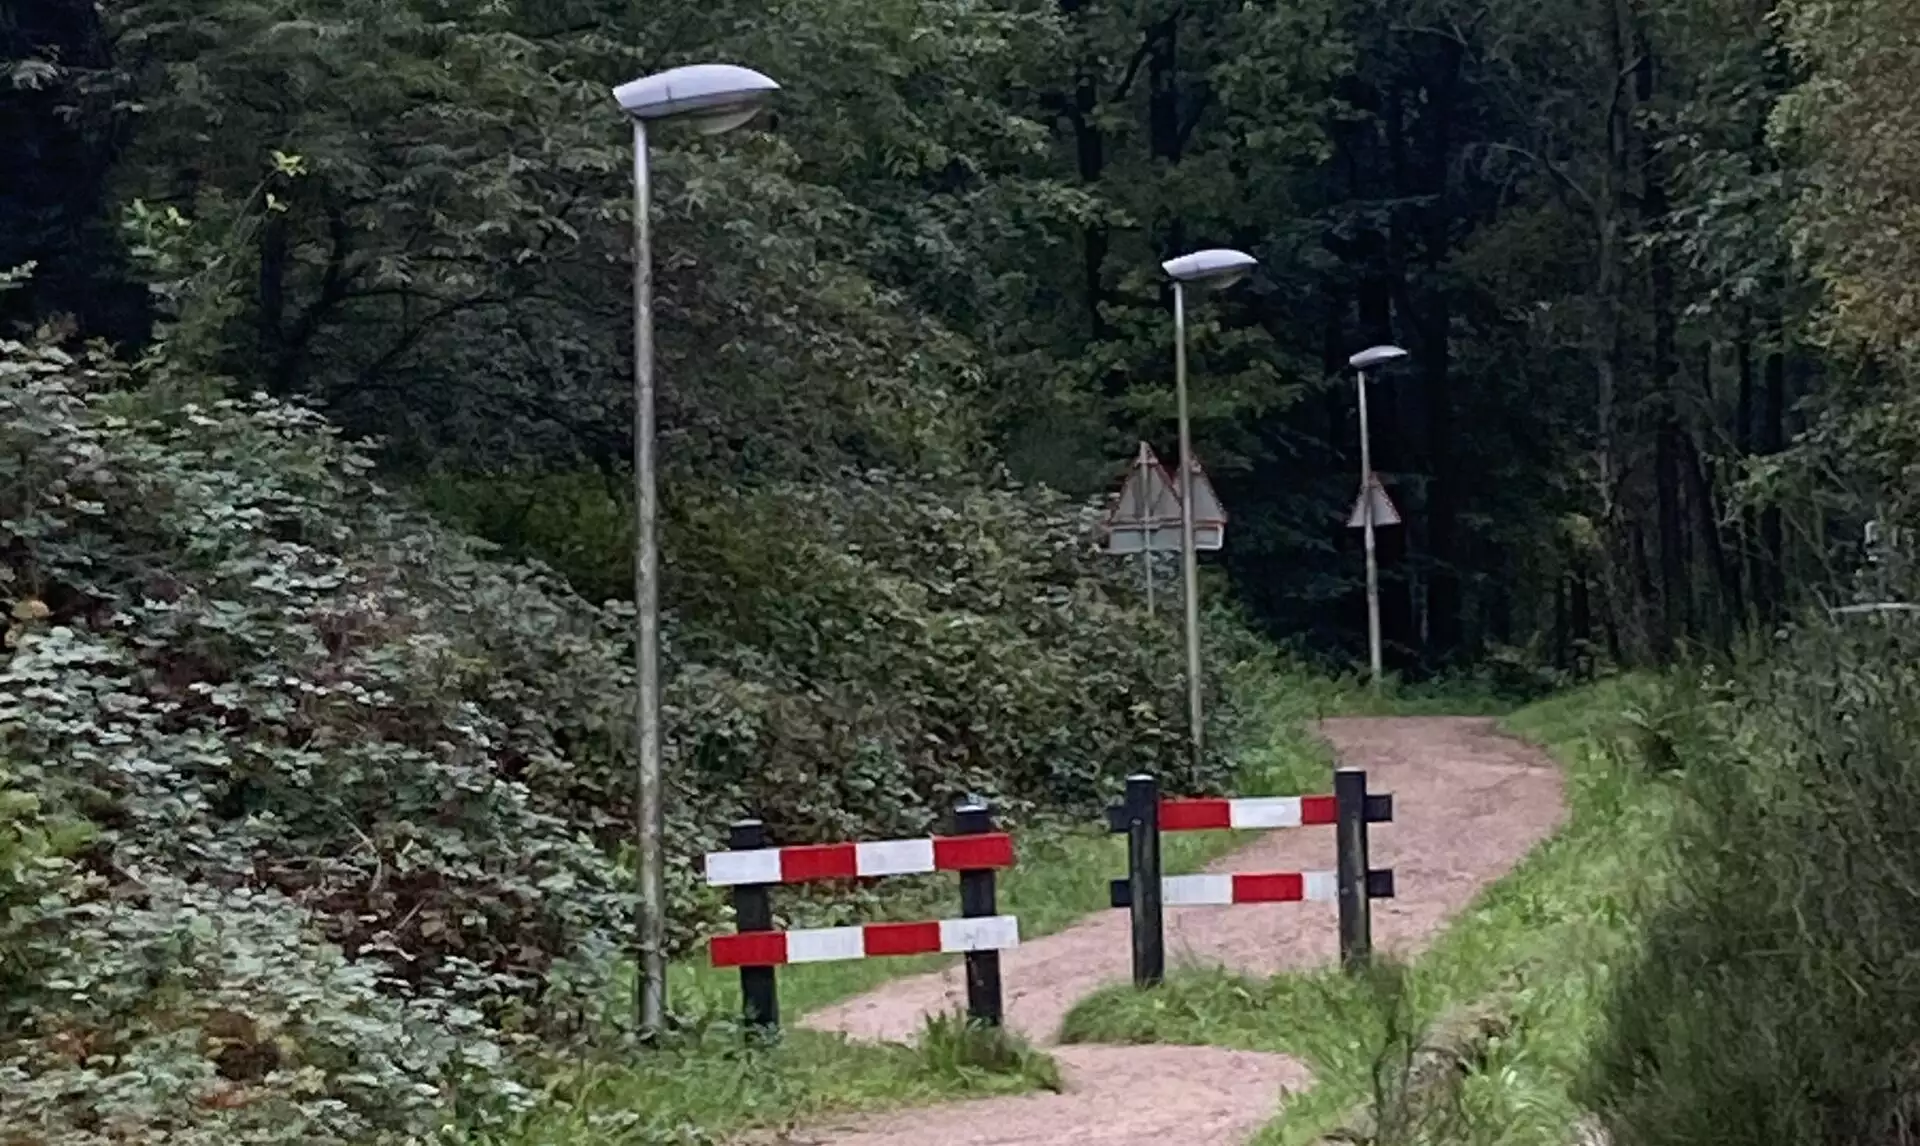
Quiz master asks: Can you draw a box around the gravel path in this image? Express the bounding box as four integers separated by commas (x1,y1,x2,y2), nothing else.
786,717,1568,1146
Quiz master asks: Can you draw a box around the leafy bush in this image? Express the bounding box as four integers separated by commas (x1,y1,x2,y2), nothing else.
3,338,633,1139
0,757,93,1027
0,334,1240,1141
1583,614,1920,1144
419,463,1246,850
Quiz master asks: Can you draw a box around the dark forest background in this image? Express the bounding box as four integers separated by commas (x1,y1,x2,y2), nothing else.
9,1,1920,1142
12,0,1910,685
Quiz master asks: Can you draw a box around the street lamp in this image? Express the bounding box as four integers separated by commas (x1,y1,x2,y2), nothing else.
1346,344,1408,692
613,62,779,1039
1161,248,1257,768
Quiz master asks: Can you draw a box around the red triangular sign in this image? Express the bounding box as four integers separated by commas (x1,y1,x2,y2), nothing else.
1180,458,1228,527
1107,442,1182,529
1346,473,1401,528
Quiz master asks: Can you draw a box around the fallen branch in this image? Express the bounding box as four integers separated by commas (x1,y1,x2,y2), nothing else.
1312,996,1517,1146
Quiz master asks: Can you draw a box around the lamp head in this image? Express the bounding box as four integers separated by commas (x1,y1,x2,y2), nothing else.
613,64,779,133
1161,248,1258,290
1348,344,1410,371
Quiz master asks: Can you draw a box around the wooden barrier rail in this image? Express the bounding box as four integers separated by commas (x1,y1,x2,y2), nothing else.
1106,770,1395,985
705,800,1017,1033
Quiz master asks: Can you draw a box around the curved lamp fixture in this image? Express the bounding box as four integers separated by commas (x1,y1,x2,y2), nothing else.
1162,248,1258,289
1348,344,1409,371
613,63,780,135
1155,244,1258,776
612,59,781,1039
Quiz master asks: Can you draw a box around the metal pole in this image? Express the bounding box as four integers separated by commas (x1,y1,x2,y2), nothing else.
1125,773,1165,987
1138,443,1155,616
954,800,1005,1026
1173,282,1204,767
631,119,668,1037
728,820,778,1034
1334,768,1373,971
1144,547,1154,615
1356,368,1382,691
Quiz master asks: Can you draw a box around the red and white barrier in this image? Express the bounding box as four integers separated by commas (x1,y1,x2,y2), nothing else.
1159,870,1339,906
704,833,1015,886
1157,795,1338,832
709,914,1020,968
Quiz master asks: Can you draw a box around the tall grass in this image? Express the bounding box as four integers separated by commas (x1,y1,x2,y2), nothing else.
1057,676,1671,1146
1583,618,1920,1145
475,653,1347,1145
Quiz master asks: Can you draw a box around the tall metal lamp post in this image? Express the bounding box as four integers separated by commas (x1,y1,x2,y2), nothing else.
1161,248,1257,768
1346,344,1408,692
612,62,780,1039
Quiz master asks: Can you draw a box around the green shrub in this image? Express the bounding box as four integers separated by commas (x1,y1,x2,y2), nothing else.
3,339,631,1139
0,334,1247,1141
415,461,1248,847
0,758,93,1029
1583,618,1920,1144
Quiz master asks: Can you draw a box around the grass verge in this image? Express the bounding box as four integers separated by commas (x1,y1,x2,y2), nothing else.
1055,674,1673,1146
466,1015,1059,1146
481,660,1344,1145
670,660,1346,1017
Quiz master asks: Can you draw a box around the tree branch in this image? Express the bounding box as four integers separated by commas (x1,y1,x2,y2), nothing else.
1176,87,1214,154
1472,142,1600,216
1112,38,1155,102
349,293,507,392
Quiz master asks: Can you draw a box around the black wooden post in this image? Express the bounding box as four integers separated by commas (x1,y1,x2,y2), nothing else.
1126,773,1165,987
1334,769,1372,971
953,800,1005,1026
729,819,779,1032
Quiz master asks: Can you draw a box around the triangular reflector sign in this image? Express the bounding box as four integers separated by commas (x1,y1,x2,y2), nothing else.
1107,442,1183,529
1106,443,1186,553
1346,474,1401,528
1105,444,1229,553
1180,458,1228,527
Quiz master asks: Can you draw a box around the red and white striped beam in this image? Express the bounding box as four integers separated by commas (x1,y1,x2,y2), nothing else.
704,833,1014,887
1107,793,1393,834
1109,869,1395,908
1160,795,1338,832
709,915,1020,968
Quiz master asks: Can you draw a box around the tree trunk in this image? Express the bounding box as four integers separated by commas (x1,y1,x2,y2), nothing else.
1679,426,1736,647
1418,42,1464,662
1635,10,1686,659
259,211,288,367
1760,339,1787,616
1058,0,1110,342
1594,0,1630,660
1148,16,1181,164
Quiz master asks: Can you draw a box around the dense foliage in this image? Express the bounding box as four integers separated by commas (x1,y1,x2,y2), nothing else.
1576,8,1920,1127
9,0,1920,1141
1585,609,1920,1145
9,0,1916,676
9,0,1910,679
0,333,1236,1141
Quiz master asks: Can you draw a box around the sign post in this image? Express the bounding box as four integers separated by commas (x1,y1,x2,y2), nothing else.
1105,443,1229,768
1346,346,1410,691
1105,443,1226,613
1346,470,1401,687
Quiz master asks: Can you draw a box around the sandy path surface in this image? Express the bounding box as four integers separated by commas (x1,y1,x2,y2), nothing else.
787,717,1567,1146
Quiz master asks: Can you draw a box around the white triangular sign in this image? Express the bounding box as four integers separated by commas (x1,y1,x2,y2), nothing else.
1346,474,1401,528
1105,443,1185,554
1108,442,1182,528
1180,458,1228,527
1105,444,1229,553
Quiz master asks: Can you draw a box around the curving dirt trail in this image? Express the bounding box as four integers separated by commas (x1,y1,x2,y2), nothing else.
787,717,1568,1146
